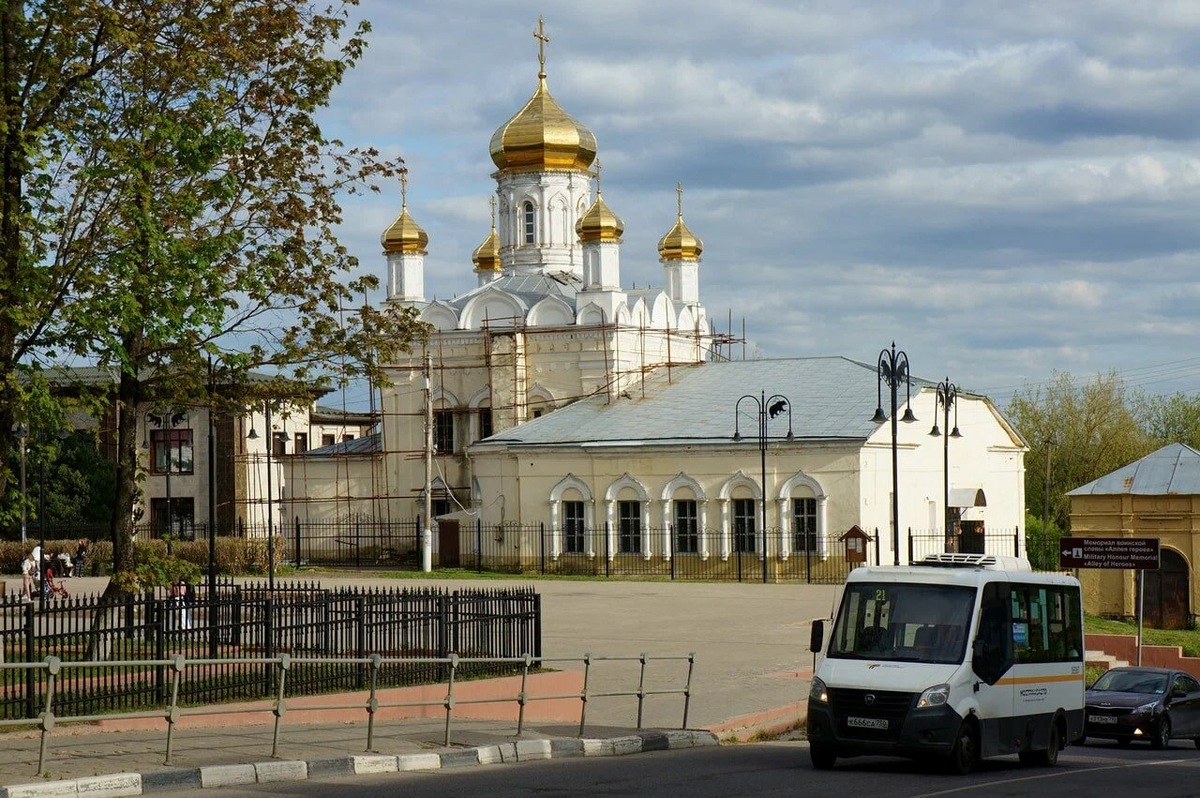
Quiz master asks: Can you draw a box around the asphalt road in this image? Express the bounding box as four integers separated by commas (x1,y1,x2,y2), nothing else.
142,739,1200,797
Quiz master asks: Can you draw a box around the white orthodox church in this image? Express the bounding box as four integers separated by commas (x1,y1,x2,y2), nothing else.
282,22,1029,572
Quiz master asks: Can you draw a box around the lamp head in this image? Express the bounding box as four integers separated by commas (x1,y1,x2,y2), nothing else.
247,427,260,441
871,407,888,424
900,406,918,424
950,426,963,438
929,423,941,438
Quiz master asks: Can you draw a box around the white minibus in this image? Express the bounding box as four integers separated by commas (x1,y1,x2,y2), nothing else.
806,553,1084,774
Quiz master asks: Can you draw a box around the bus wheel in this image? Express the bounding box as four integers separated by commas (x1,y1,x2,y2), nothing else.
809,743,836,770
1037,722,1061,766
945,722,977,775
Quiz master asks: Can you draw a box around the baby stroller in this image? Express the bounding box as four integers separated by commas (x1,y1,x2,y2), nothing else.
43,566,69,600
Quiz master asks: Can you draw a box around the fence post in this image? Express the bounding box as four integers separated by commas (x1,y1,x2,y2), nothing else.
294,516,302,569
355,595,366,690
154,597,166,703
263,594,275,698
437,593,450,680
24,600,35,718
874,528,881,566
907,528,914,565
354,519,361,569
533,592,542,667
540,522,546,574
1014,527,1021,558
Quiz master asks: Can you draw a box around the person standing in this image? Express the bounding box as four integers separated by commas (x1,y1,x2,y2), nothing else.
20,553,36,602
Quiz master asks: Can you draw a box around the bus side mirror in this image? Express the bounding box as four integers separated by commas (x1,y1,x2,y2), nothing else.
810,619,825,654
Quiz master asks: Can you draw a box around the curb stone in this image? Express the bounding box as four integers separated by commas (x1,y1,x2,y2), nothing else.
0,732,719,798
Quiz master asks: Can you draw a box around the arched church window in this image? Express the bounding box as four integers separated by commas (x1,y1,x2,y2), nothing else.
523,201,535,244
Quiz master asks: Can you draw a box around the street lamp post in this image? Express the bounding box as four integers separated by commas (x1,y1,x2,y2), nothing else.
207,358,219,657
734,391,793,584
929,379,962,553
1042,435,1054,569
873,343,917,566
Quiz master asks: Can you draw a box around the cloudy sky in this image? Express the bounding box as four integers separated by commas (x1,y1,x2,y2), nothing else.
319,0,1200,410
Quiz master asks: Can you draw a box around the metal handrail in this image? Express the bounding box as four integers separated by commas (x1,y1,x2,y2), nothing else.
1,650,697,776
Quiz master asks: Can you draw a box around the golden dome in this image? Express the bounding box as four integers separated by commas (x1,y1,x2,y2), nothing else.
381,174,428,255
472,228,501,272
576,193,624,242
489,77,597,173
658,183,703,261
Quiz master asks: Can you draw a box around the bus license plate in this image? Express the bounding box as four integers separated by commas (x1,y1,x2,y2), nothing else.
1088,715,1117,724
847,716,888,730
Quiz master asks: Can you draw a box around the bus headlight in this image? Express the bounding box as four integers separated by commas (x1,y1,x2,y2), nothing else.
809,677,828,704
916,683,950,710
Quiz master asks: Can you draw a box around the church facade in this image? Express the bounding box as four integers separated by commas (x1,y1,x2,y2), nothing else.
282,23,1029,571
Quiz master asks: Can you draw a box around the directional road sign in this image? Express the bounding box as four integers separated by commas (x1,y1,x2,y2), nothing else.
1058,536,1160,570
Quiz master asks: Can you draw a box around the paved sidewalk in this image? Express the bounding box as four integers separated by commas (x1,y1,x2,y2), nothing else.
0,575,833,795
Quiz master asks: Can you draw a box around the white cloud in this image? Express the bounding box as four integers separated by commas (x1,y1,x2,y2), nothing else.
320,0,1200,407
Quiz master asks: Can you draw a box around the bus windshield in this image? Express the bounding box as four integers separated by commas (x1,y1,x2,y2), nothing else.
829,582,976,664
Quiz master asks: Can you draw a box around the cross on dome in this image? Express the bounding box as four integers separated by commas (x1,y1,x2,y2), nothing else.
534,16,550,79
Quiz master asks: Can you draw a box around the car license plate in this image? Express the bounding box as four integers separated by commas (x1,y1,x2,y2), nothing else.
847,716,888,730
1088,715,1117,724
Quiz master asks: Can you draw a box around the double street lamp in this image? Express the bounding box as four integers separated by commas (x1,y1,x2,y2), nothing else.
873,343,917,566
15,423,69,609
930,379,963,552
733,391,793,584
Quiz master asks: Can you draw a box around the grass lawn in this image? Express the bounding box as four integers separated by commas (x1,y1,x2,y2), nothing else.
1086,614,1200,657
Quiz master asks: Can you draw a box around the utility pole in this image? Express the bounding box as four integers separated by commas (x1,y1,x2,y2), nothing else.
422,351,433,573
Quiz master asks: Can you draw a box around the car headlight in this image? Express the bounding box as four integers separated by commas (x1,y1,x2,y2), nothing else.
1136,702,1159,715
916,683,950,710
809,677,828,704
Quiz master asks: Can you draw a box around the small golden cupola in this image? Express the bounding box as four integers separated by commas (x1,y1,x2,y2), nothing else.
657,183,703,261
473,197,502,276
488,18,597,174
381,172,428,255
575,160,624,243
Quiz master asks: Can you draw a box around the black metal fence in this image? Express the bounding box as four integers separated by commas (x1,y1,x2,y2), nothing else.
0,581,540,720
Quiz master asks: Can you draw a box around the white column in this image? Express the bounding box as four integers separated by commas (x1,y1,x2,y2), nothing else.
605,499,616,560
719,499,731,560
778,497,792,560
699,500,710,560
549,500,561,560
661,499,672,561
642,501,652,560
817,497,830,559
586,499,597,559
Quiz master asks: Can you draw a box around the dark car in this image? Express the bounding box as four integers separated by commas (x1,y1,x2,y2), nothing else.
1083,666,1200,749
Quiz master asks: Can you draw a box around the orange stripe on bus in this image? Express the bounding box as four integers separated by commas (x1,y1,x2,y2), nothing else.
997,674,1084,685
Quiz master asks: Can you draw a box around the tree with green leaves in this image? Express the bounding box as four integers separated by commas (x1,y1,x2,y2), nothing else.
2,2,425,594
1007,370,1155,535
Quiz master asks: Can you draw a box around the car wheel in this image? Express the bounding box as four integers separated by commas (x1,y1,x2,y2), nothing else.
1193,738,1200,750
945,721,977,775
809,743,836,770
1076,734,1087,746
1152,716,1172,750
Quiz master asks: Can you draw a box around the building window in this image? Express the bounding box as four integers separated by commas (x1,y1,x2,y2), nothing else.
478,407,493,440
431,498,451,518
732,498,756,553
321,433,335,447
531,408,543,419
271,431,287,457
563,500,585,554
151,497,195,536
523,200,535,244
293,432,308,454
151,429,194,475
343,433,355,442
434,410,454,454
618,500,641,554
674,499,699,554
793,497,817,553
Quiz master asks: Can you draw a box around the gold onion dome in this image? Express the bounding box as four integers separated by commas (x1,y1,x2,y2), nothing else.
576,161,623,242
576,194,623,242
658,183,703,260
473,199,502,272
381,174,428,255
489,19,596,173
